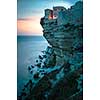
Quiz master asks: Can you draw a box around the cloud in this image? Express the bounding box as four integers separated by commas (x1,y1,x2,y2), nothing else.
17,15,40,21
17,18,32,21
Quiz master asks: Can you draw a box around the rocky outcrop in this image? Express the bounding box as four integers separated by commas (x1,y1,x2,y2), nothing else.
40,1,83,67
18,1,83,100
40,1,83,100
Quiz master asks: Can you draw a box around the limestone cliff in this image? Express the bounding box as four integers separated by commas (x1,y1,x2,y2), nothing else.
40,1,83,67
40,1,83,100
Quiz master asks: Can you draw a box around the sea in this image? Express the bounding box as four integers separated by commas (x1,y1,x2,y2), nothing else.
17,36,48,95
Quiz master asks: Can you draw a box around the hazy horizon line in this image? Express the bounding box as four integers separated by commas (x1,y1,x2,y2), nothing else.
17,35,43,36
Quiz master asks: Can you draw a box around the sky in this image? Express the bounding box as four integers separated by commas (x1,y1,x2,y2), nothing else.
17,0,79,36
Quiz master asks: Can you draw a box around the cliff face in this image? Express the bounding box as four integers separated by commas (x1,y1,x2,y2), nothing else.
40,1,83,100
18,1,83,100
40,1,83,67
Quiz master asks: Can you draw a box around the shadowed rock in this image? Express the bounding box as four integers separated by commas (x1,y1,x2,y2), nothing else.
28,66,31,71
39,55,43,59
33,73,39,79
31,65,34,68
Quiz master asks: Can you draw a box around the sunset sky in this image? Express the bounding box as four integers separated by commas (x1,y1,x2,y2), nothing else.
17,0,79,36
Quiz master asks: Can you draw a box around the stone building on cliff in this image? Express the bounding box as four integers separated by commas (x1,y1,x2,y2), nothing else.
41,1,83,27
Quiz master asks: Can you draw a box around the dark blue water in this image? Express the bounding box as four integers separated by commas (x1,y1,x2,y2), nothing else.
17,36,48,95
